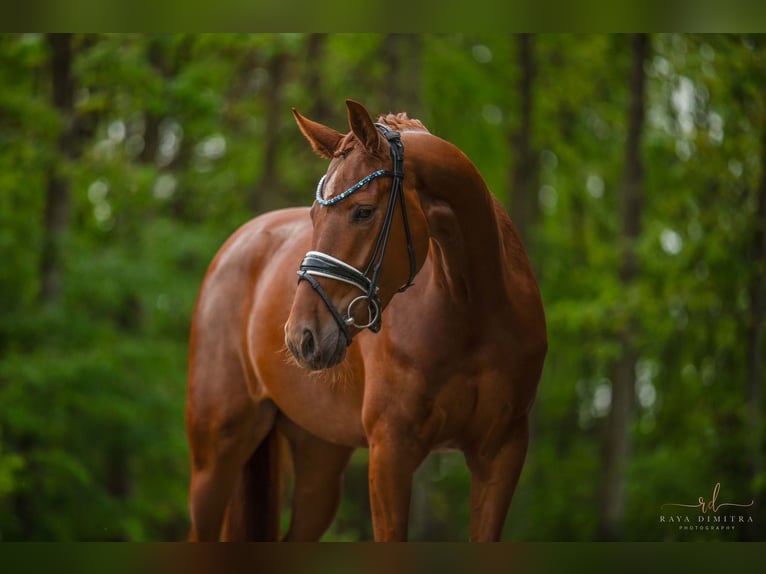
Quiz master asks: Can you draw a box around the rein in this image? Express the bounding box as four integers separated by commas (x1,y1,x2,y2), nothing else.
297,124,416,346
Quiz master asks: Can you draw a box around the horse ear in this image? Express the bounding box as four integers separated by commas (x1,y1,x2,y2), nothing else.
292,108,343,159
346,99,383,155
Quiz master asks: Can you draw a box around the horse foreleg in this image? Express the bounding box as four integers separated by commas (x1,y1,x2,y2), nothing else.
367,431,427,541
187,400,277,541
188,460,240,541
465,415,530,542
280,417,354,541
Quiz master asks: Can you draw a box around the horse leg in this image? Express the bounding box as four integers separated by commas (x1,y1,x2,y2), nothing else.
279,416,354,541
367,429,427,541
465,414,530,542
187,399,277,541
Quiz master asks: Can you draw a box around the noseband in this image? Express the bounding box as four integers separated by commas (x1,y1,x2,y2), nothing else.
297,124,417,346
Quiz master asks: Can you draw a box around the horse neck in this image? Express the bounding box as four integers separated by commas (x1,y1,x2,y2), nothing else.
406,133,508,306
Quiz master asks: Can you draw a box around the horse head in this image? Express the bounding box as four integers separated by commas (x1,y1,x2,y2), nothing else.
285,99,429,370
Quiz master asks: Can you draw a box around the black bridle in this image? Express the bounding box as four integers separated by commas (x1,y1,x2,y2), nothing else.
297,124,417,346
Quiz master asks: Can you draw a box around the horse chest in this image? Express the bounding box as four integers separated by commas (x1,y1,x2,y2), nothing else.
359,339,516,448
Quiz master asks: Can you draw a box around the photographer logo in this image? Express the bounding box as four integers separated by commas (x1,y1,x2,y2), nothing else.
659,482,754,532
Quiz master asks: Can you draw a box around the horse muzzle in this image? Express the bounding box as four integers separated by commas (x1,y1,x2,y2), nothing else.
284,317,348,371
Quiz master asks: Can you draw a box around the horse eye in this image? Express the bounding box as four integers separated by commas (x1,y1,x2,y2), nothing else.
352,205,375,223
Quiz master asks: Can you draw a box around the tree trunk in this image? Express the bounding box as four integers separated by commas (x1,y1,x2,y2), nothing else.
251,50,288,213
598,33,649,541
509,33,537,256
382,34,423,115
305,34,332,124
744,88,766,540
39,33,76,304
139,39,164,165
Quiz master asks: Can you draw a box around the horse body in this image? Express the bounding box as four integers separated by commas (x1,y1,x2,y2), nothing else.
187,101,546,542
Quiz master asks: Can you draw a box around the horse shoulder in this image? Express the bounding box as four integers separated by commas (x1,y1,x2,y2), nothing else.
191,207,311,378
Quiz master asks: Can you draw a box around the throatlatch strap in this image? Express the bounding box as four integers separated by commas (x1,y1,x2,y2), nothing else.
376,124,416,292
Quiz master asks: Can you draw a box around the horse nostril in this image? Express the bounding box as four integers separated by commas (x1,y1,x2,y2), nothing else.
301,328,316,360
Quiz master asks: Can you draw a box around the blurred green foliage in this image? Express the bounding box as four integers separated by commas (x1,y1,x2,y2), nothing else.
0,33,763,541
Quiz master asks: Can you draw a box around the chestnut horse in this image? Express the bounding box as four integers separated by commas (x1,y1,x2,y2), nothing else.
186,99,547,541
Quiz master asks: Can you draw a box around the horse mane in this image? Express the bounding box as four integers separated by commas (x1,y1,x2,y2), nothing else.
376,113,430,133
334,113,429,157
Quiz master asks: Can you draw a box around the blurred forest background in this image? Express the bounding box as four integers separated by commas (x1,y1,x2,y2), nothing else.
0,33,764,541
